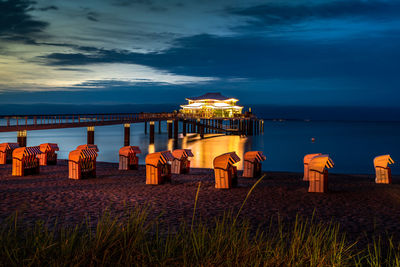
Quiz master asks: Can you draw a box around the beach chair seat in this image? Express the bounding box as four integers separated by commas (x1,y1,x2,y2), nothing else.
374,155,394,184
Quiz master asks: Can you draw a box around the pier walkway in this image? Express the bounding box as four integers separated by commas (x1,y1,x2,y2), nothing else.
0,112,263,146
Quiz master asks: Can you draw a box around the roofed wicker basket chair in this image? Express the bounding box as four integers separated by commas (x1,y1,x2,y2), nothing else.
68,147,98,179
242,151,266,178
374,155,394,184
213,152,241,189
38,143,59,166
119,146,141,170
0,143,19,164
145,151,174,185
308,155,334,193
12,146,42,176
171,149,194,174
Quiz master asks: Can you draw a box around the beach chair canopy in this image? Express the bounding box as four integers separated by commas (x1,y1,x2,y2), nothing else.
39,143,59,153
0,143,19,153
172,149,194,160
309,155,334,173
13,146,42,160
303,153,322,164
119,146,141,157
244,151,266,163
76,144,99,152
374,155,394,168
213,152,241,170
146,151,174,166
69,149,98,162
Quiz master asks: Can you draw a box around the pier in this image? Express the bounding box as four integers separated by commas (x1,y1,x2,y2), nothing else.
0,112,264,146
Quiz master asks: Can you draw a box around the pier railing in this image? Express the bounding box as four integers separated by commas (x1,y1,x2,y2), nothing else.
0,113,176,132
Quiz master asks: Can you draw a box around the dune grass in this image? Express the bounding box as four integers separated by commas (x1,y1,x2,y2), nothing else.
0,178,399,266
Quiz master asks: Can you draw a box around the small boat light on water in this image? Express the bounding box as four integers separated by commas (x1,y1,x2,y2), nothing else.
311,137,315,143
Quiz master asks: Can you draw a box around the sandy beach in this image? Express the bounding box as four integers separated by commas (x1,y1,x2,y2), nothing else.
1,160,399,246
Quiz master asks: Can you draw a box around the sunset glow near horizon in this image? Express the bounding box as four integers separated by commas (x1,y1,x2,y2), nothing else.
1,0,399,106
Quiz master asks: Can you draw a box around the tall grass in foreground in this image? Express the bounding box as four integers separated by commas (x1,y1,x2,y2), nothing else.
0,177,399,266
1,208,399,266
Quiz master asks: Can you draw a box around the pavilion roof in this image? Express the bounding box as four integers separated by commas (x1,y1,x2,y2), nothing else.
186,92,234,101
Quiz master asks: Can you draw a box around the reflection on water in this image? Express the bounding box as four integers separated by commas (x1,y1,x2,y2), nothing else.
181,134,249,169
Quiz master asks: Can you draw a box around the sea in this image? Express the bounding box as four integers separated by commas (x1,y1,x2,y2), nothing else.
0,104,399,175
0,119,400,174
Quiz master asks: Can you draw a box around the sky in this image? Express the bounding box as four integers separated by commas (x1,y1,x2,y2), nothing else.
0,0,399,106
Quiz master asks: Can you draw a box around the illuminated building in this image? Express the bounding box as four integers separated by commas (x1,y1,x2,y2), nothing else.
180,92,243,118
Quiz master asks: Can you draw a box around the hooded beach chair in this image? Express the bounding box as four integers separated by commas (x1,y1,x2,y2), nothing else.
171,149,194,174
38,143,59,165
145,151,174,184
308,155,334,193
213,152,241,189
68,148,98,179
374,155,394,184
242,151,266,178
12,146,42,176
119,146,141,170
0,143,19,164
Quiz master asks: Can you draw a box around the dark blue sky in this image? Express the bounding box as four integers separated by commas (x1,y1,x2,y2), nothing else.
0,0,399,107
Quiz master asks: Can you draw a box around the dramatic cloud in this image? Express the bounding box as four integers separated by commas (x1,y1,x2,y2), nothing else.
0,0,399,106
0,0,48,37
230,0,400,27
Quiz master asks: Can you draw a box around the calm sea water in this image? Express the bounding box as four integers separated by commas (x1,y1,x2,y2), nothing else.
0,120,399,174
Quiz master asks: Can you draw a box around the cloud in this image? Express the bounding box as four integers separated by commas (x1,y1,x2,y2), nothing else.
40,32,400,81
229,0,400,29
86,11,99,22
0,0,48,38
38,5,58,11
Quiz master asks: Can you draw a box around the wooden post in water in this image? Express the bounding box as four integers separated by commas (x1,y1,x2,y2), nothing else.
261,120,264,133
124,123,130,146
167,120,172,139
149,121,155,144
144,121,147,134
87,126,95,145
174,119,178,140
17,130,27,147
182,120,187,136
158,120,161,133
200,120,204,139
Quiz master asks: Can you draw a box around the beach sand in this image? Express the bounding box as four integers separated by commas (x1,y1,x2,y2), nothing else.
1,160,399,246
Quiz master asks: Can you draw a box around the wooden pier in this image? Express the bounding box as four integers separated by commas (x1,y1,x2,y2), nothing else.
0,112,264,146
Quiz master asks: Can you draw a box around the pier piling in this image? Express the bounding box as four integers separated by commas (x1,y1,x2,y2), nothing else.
174,119,178,140
87,126,95,145
124,123,130,146
149,121,155,144
17,130,27,147
183,120,187,136
167,120,172,139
